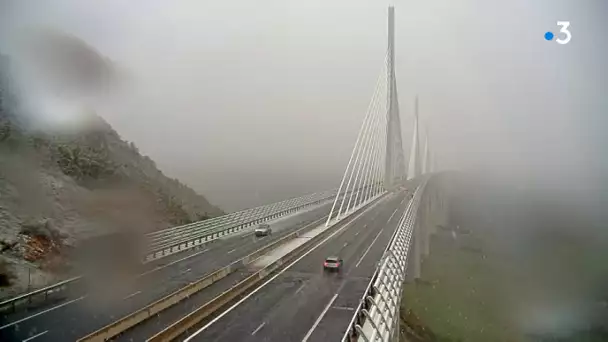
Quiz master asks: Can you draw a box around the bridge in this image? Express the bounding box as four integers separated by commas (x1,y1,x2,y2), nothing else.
0,7,449,342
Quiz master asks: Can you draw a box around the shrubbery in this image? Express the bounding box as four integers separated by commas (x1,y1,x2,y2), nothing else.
55,144,116,180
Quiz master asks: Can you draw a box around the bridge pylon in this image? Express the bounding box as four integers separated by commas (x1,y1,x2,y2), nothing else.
384,6,406,189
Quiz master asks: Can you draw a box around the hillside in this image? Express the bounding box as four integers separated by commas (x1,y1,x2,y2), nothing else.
0,52,223,299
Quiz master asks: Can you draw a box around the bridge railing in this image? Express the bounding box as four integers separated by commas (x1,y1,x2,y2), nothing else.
342,179,428,342
145,190,334,252
142,189,345,261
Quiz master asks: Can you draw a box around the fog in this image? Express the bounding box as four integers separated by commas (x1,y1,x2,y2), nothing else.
1,0,606,211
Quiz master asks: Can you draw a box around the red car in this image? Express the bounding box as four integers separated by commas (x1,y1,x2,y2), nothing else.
323,256,343,272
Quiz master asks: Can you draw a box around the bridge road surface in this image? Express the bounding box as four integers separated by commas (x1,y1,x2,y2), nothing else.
184,190,410,342
0,200,336,342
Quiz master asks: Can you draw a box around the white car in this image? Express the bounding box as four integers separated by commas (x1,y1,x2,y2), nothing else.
254,223,272,237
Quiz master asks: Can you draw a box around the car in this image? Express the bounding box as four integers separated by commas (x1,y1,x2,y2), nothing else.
323,256,343,272
254,223,272,237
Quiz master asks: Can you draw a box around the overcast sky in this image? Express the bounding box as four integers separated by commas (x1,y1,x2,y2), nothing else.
1,0,606,211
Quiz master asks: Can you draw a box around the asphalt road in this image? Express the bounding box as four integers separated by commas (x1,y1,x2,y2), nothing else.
0,200,335,342
183,190,410,342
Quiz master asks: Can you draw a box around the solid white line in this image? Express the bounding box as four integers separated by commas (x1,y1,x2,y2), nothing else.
227,248,237,254
251,322,266,335
183,196,388,342
22,330,48,342
0,296,85,330
387,207,398,222
301,293,338,342
332,306,355,311
139,248,209,277
295,283,306,295
356,227,384,268
122,290,142,300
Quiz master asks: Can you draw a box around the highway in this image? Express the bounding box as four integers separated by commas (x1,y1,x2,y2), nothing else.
0,200,335,342
182,190,410,342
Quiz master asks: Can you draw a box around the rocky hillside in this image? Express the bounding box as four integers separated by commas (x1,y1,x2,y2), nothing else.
0,52,222,298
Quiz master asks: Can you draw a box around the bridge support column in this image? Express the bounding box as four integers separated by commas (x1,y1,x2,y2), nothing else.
420,192,430,258
405,220,422,282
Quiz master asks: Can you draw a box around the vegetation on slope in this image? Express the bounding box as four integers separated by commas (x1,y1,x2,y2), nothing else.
0,50,222,298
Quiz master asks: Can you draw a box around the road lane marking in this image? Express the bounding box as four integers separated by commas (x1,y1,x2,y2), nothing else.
122,291,142,300
0,296,85,331
355,227,385,268
22,330,48,342
332,306,355,311
251,322,266,335
139,248,209,277
183,195,389,342
387,207,399,222
295,283,306,295
301,293,338,342
227,248,237,254
2,245,211,327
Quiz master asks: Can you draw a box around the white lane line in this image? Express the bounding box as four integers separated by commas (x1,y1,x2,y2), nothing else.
295,283,306,295
180,268,192,275
301,293,339,342
0,296,85,330
22,330,48,342
139,248,209,277
387,207,399,223
122,290,142,300
183,195,389,342
355,227,385,268
343,242,348,247
227,248,237,254
355,231,360,236
332,306,355,311
251,322,266,335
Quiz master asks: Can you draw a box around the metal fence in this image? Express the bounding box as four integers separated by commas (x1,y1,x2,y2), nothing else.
342,179,428,342
143,189,341,261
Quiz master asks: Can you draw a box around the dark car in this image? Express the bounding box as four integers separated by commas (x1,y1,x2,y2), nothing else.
323,256,343,272
254,223,272,237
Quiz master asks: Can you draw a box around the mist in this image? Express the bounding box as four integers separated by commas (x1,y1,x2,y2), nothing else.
1,0,606,212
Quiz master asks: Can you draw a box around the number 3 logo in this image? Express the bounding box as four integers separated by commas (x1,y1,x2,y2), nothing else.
556,21,571,45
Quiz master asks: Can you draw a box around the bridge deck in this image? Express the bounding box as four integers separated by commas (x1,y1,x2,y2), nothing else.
183,191,410,342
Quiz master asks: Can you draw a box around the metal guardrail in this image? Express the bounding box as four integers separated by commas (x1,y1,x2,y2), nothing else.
142,190,345,261
146,189,337,247
0,276,82,314
342,180,428,342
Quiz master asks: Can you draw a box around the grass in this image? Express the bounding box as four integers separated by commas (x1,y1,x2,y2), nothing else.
401,231,520,342
400,224,608,342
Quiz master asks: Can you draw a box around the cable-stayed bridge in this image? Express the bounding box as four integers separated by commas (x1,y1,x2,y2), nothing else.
0,6,448,342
